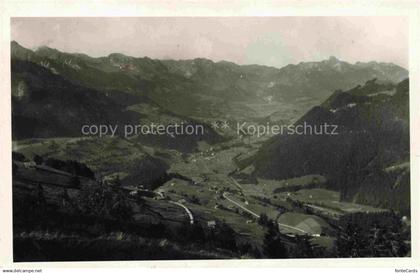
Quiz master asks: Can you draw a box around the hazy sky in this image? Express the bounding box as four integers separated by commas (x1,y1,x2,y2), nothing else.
11,17,408,68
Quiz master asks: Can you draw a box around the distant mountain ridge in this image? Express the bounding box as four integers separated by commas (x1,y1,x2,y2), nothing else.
11,41,408,121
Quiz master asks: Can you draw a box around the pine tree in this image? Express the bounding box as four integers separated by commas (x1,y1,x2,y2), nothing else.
292,235,315,258
336,223,367,257
263,221,288,258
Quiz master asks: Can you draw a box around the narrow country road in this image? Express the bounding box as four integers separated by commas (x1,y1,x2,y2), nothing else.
222,192,260,218
169,200,194,224
277,223,308,234
228,177,244,191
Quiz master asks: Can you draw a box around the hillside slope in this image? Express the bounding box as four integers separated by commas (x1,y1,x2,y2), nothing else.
11,58,223,152
250,78,410,214
11,59,142,139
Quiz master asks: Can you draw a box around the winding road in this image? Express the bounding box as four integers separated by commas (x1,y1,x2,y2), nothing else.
169,200,194,224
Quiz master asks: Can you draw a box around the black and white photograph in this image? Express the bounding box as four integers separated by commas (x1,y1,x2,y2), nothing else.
8,16,412,261
1,2,420,270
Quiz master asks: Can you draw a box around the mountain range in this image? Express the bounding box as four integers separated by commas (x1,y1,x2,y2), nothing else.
11,41,410,209
11,41,408,124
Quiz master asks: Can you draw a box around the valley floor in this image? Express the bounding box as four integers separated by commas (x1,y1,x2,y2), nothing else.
12,135,411,260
